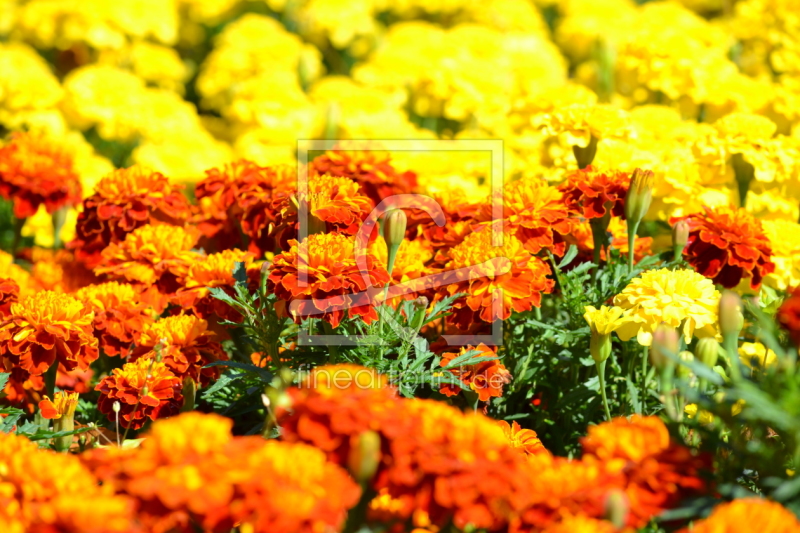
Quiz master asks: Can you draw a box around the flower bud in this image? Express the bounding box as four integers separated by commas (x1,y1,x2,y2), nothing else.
671,220,689,260
590,332,612,363
676,350,694,379
624,168,654,225
383,209,407,276
604,489,629,530
695,337,720,368
347,430,382,485
181,377,196,413
650,324,679,371
731,153,755,208
572,135,598,169
719,291,743,337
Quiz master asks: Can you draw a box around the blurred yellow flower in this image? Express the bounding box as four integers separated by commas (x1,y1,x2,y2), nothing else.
739,342,777,370
762,219,800,290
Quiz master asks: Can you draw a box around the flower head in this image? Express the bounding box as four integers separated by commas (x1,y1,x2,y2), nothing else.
761,219,800,290
38,390,79,420
496,420,548,456
0,132,81,218
0,291,97,377
677,499,800,533
442,230,554,330
72,165,192,268
268,233,390,328
74,282,154,357
672,206,775,289
778,286,800,347
95,224,199,292
613,268,720,346
95,357,184,429
739,341,777,370
438,344,512,402
584,305,629,363
131,314,227,385
559,166,631,220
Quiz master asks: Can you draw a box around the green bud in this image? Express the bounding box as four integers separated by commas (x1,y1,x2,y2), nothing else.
590,333,612,363
676,351,694,379
572,135,598,169
719,291,743,337
383,209,407,276
624,168,654,225
695,338,720,368
671,220,689,261
650,324,679,372
604,489,629,530
347,430,382,485
181,377,196,413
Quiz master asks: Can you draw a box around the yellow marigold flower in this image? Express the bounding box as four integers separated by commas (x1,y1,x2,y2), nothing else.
715,112,780,184
584,306,629,336
677,498,800,533
369,236,433,284
613,268,720,346
541,103,631,148
684,403,715,425
0,290,97,377
0,250,33,296
38,390,79,420
762,219,800,290
0,43,63,130
96,224,199,289
739,342,777,370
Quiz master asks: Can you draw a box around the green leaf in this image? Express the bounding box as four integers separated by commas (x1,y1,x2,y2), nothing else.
442,349,490,369
557,245,579,269
203,360,273,383
232,261,248,287
201,369,245,399
0,372,9,391
0,406,24,433
23,426,93,441
626,377,641,415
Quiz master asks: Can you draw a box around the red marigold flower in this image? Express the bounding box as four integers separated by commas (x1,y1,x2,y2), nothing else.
173,249,258,322
496,420,549,456
195,160,295,251
439,343,511,401
440,229,554,330
82,412,361,533
95,357,184,430
0,290,98,377
0,132,81,218
0,430,136,533
676,498,800,533
268,233,390,328
559,166,630,219
476,179,574,256
671,206,775,289
95,224,199,294
129,314,228,386
74,281,154,357
72,165,192,268
310,149,417,205
778,286,800,346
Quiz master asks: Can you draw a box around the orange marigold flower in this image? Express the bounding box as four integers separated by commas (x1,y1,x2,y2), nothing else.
268,233,390,328
2,366,91,414
174,249,257,322
540,514,629,533
0,132,81,218
439,343,511,402
72,166,192,268
267,173,374,252
130,314,227,385
0,290,97,377
310,149,417,205
27,247,100,293
778,286,800,346
441,230,554,330
0,431,136,533
415,190,480,259
676,499,800,533
672,206,775,289
0,278,19,317
74,281,154,357
95,357,184,429
82,412,360,533
496,420,549,456
558,166,631,220
476,179,574,256
38,390,79,419
0,250,33,305
195,160,294,251
95,224,199,293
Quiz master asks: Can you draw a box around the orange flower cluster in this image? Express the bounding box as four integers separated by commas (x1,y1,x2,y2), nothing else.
0,132,81,218
75,281,154,357
0,430,136,533
95,356,183,429
676,499,800,533
439,343,512,401
310,149,418,204
268,233,390,328
778,286,800,347
72,166,192,268
559,166,631,220
82,412,360,533
672,206,775,289
130,314,227,385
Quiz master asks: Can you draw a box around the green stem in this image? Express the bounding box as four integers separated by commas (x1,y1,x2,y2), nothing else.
11,216,25,255
321,320,340,362
44,359,59,399
596,359,612,421
627,221,640,274
723,334,742,383
640,346,648,414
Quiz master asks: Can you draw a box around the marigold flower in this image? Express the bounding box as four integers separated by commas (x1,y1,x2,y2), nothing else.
0,132,82,218
95,357,184,430
72,165,192,268
441,230,554,330
584,305,629,363
761,219,800,290
74,282,154,357
672,206,775,289
439,343,512,401
0,290,97,377
310,149,418,205
0,250,33,303
29,248,100,294
541,104,631,150
676,498,800,533
174,249,257,322
613,268,720,346
0,431,135,533
38,390,79,420
559,166,631,220
496,420,548,456
476,179,574,256
739,341,777,370
95,224,199,293
369,236,434,285
268,233,390,328
130,314,228,386
416,190,480,255
778,286,800,346
540,514,626,533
